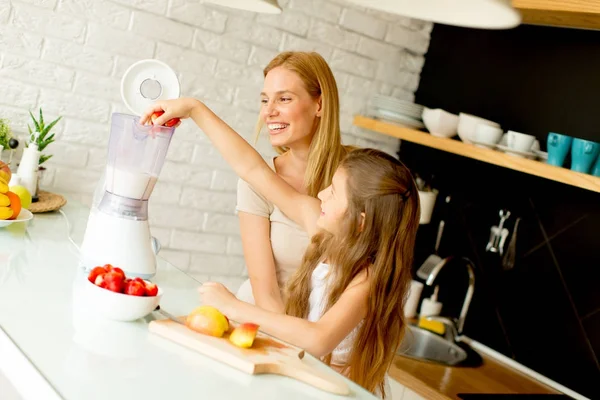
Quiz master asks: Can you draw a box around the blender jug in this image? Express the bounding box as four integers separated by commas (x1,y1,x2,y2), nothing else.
104,113,172,202
80,113,174,278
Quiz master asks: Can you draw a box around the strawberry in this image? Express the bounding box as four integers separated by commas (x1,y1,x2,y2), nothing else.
124,280,146,296
103,271,125,293
150,111,180,128
144,281,158,297
88,266,107,283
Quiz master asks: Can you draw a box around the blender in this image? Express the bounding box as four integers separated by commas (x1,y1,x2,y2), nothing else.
80,59,180,278
80,114,174,278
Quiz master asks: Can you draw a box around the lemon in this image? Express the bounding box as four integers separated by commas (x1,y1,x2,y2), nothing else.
10,185,32,209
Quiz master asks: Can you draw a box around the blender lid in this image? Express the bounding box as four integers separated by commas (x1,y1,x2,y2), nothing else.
121,59,181,116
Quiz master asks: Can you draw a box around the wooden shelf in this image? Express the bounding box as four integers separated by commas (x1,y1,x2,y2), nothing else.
353,115,600,194
513,0,600,30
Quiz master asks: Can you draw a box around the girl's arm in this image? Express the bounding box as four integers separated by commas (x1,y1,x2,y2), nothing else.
239,212,285,313
199,273,370,358
141,98,321,236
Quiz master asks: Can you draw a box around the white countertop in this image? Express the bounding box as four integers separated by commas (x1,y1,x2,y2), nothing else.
0,200,376,400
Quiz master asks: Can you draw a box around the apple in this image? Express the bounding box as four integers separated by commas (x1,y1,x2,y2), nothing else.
124,279,146,296
88,266,107,283
150,111,180,128
103,271,125,293
229,323,259,348
144,281,158,297
186,306,229,338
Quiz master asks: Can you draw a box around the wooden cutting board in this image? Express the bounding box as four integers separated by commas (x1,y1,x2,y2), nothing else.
148,318,350,395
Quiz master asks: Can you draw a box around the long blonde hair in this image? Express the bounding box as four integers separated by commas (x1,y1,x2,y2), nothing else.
257,51,348,197
285,149,420,397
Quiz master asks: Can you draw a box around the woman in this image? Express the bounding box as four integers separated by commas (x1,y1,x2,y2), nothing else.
235,52,350,313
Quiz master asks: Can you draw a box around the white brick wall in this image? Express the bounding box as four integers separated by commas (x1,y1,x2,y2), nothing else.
0,0,432,291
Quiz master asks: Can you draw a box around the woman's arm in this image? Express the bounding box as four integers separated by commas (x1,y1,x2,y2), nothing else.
141,98,321,236
239,212,285,313
199,272,370,358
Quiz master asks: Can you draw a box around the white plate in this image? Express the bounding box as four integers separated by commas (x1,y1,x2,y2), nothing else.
370,108,425,129
0,208,33,228
371,96,424,119
496,144,536,159
121,59,181,116
533,149,548,160
471,139,498,149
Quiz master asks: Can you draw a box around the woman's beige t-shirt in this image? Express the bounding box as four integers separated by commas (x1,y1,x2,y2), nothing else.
236,158,310,300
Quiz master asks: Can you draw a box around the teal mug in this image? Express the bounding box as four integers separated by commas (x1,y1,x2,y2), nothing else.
592,153,600,177
571,139,600,173
547,132,572,167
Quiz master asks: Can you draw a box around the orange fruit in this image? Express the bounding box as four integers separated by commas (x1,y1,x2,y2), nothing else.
6,191,21,220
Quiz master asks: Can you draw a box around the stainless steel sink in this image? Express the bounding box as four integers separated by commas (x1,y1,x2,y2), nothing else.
396,324,468,366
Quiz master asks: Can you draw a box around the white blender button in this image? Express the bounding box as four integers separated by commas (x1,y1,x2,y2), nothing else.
121,59,180,116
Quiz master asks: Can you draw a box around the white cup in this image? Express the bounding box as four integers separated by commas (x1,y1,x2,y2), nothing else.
474,124,503,147
404,280,424,319
507,130,536,152
418,190,437,225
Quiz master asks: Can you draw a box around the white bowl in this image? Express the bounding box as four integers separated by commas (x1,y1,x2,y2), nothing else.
457,113,500,144
422,108,459,138
474,124,503,147
80,276,163,322
0,209,33,228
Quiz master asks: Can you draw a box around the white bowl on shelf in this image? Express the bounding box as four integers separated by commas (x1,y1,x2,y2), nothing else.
457,113,500,144
421,108,459,138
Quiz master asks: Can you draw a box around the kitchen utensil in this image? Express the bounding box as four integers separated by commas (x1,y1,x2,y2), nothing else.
121,59,181,116
533,149,548,161
81,276,163,321
495,144,536,159
457,113,500,144
148,318,350,395
417,196,450,280
571,138,600,173
507,130,536,152
474,124,503,147
592,153,600,177
418,190,437,224
546,132,572,167
404,280,424,318
486,210,511,255
80,113,175,279
154,305,185,325
421,107,459,138
502,217,520,270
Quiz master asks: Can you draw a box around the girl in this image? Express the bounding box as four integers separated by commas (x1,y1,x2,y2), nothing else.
141,99,420,398
237,51,350,313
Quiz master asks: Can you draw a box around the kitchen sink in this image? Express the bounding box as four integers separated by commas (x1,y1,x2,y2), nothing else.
396,324,469,366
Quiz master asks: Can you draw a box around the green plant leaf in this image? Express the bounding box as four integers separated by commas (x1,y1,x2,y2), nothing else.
37,133,55,152
29,110,40,133
40,116,61,139
39,154,52,165
39,108,44,130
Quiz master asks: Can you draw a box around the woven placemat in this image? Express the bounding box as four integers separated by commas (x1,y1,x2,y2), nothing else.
29,190,67,213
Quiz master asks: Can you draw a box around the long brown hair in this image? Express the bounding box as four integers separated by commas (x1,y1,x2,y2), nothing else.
257,51,348,197
285,149,420,397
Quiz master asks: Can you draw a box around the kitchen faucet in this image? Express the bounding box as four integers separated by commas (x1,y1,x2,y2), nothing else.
423,256,475,337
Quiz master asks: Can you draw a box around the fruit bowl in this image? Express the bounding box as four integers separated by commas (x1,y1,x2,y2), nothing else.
81,276,163,322
0,209,33,228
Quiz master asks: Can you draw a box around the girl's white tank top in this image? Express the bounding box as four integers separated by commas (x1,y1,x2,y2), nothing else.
307,262,391,398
